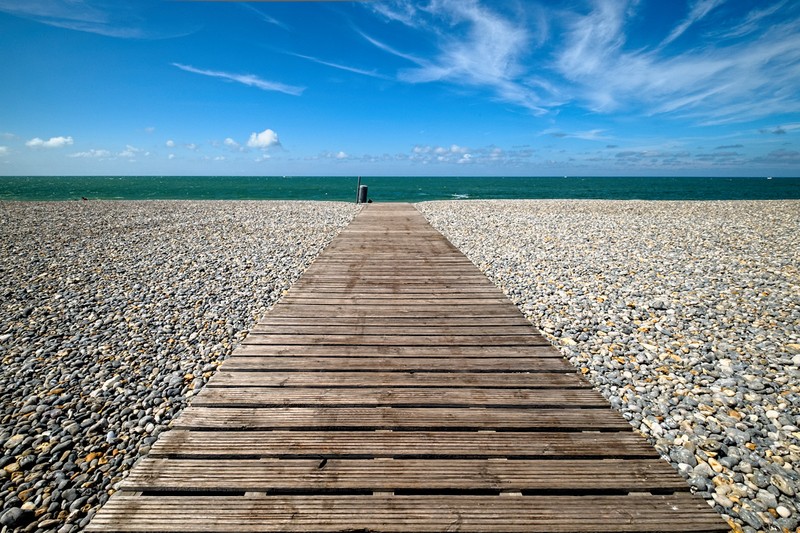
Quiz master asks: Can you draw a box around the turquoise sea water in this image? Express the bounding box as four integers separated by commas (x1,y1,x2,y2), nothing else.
1,176,799,201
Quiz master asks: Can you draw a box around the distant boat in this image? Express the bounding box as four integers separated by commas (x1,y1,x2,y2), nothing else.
767,176,773,180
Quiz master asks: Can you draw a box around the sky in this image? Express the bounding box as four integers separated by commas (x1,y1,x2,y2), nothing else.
0,0,799,177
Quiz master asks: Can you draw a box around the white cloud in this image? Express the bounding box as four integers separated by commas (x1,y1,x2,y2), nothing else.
185,143,198,151
224,137,239,147
26,136,73,148
0,1,193,39
554,0,800,123
166,139,175,148
119,145,148,158
240,3,290,31
144,126,156,134
247,129,281,149
369,0,548,113
1,132,15,140
717,1,789,39
168,154,175,160
172,63,305,96
69,149,112,159
0,146,8,156
291,53,389,80
660,0,727,47
336,151,348,159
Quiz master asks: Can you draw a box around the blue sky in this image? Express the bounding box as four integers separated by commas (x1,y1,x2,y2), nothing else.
1,0,799,177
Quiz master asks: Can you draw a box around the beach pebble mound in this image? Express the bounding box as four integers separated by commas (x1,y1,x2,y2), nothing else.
0,200,358,532
418,199,800,533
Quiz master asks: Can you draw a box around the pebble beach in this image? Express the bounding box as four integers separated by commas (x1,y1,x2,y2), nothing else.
418,200,800,533
0,198,798,533
0,201,359,532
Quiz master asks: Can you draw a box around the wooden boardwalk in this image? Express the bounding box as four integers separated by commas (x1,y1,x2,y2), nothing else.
88,204,727,532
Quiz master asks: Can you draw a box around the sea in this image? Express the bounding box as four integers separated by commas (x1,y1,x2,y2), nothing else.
1,176,799,202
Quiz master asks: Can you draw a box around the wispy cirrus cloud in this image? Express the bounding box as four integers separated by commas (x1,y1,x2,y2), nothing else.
173,63,305,96
659,0,727,47
553,0,800,124
716,0,789,39
290,53,390,80
239,3,290,31
0,0,194,39
367,1,799,125
368,0,549,113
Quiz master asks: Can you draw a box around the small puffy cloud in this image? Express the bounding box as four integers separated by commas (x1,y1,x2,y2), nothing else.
166,139,175,148
0,146,8,156
119,145,149,158
224,137,239,147
336,151,348,159
144,126,156,134
168,154,175,160
26,136,73,148
247,128,281,149
69,149,112,159
185,143,198,151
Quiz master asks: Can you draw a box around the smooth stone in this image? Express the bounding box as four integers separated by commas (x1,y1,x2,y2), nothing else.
737,508,763,529
771,474,796,496
0,506,30,527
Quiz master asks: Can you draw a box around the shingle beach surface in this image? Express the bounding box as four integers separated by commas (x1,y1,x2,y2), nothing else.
0,201,358,532
418,199,800,533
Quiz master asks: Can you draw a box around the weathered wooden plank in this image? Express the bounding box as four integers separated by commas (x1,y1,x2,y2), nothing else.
281,289,507,298
86,494,728,533
231,344,565,357
248,324,535,335
123,458,688,493
175,407,632,431
265,306,524,318
256,316,533,326
207,371,588,388
241,334,550,346
222,356,573,372
192,387,607,408
149,430,659,459
277,298,513,306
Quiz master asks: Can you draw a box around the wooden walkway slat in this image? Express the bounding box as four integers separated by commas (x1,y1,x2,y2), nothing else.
206,370,589,388
191,387,608,407
149,430,661,459
124,458,689,493
222,356,573,372
88,203,726,532
174,407,639,431
89,495,726,532
242,333,551,346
